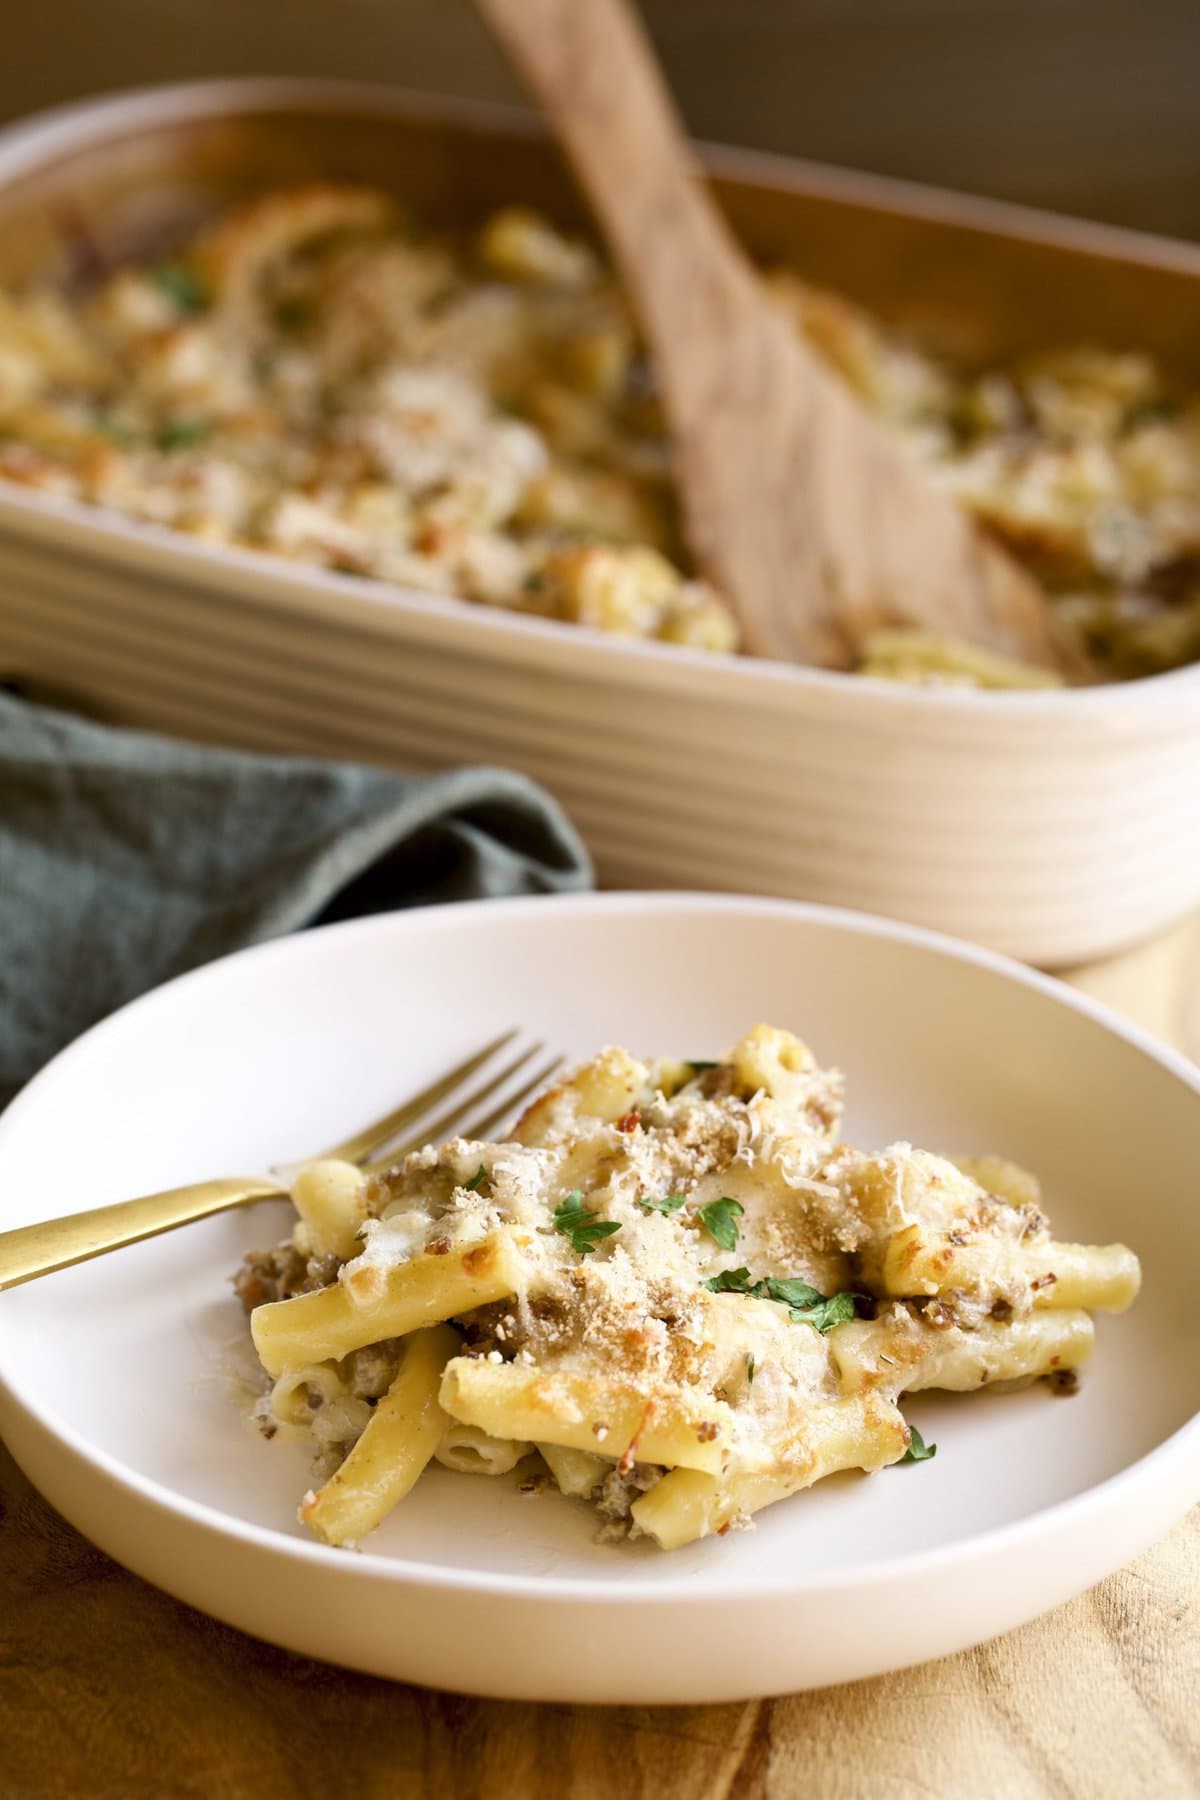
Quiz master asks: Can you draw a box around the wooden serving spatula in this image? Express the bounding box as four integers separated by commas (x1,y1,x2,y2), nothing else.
476,0,1063,672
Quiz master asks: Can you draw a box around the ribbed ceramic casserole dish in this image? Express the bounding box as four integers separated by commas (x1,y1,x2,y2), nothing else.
0,78,1198,966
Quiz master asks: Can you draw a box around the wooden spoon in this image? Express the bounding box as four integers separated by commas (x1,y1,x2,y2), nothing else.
476,0,1063,672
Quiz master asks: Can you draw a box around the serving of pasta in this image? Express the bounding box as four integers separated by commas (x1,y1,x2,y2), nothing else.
234,1025,1140,1551
1,181,1199,684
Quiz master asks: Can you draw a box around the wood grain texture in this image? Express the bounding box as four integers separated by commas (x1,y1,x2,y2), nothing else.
0,1432,1195,1797
475,0,1062,673
2,919,1199,1796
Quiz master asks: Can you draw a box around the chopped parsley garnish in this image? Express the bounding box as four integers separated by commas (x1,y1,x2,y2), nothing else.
688,1059,719,1070
150,262,209,315
703,1266,758,1295
755,1275,822,1309
463,1165,490,1192
553,1191,621,1256
637,1193,686,1215
703,1266,858,1333
698,1196,743,1251
773,1283,858,1333
746,1353,757,1385
900,1424,937,1464
156,419,212,452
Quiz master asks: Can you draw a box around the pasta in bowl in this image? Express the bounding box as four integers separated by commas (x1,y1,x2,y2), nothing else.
235,1024,1140,1551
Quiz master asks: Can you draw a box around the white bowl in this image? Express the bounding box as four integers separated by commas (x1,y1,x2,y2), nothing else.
0,893,1196,1703
1,80,1200,966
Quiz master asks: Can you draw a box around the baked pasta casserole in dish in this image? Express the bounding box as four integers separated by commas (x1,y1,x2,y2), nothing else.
235,1025,1140,1550
1,183,1197,687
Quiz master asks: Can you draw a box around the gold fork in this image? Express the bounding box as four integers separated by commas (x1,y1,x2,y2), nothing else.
0,1031,563,1291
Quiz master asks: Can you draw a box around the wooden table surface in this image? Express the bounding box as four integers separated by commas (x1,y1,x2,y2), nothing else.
2,917,1199,1798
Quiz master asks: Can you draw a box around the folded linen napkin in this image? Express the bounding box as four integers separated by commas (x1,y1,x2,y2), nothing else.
0,692,592,1108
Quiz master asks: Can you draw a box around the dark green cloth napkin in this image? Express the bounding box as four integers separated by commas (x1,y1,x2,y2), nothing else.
0,692,591,1107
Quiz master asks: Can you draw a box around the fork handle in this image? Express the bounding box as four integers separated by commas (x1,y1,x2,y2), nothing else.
0,1177,285,1291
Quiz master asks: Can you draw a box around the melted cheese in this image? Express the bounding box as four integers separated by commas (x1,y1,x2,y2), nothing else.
241,1023,1139,1543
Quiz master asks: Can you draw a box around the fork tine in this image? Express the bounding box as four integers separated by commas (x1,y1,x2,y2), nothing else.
458,1055,565,1145
369,1041,546,1166
362,1049,559,1172
319,1029,518,1167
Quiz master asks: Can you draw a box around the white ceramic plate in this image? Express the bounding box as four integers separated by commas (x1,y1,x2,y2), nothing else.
0,894,1197,1703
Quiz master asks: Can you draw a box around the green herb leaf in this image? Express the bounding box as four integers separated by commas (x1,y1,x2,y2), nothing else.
760,1276,825,1310
703,1266,857,1332
746,1353,757,1385
553,1191,622,1257
698,1196,744,1251
637,1193,687,1215
150,262,209,315
156,419,212,452
755,1276,857,1332
779,1288,858,1333
899,1424,937,1464
688,1059,719,1071
702,1266,761,1295
463,1165,490,1193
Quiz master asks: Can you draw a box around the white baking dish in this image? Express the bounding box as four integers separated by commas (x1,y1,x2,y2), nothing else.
0,78,1198,966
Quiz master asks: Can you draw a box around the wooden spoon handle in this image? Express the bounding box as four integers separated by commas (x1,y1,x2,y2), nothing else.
478,0,1063,672
477,0,850,662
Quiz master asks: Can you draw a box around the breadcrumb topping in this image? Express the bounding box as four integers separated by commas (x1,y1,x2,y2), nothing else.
235,1023,1140,1546
2,185,1197,680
